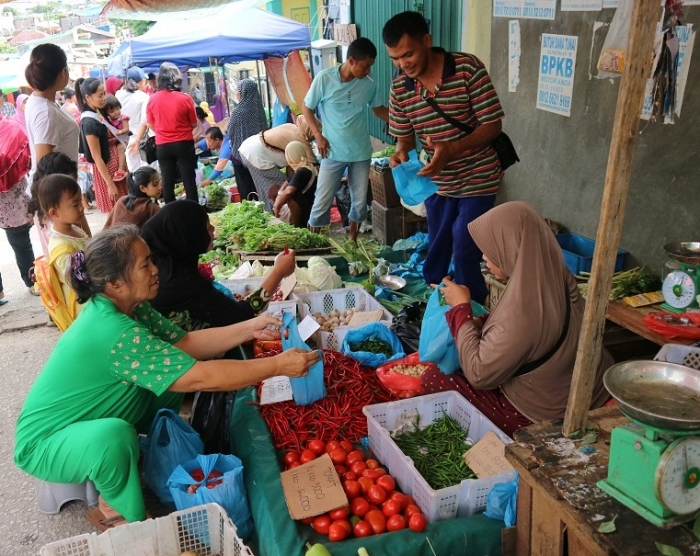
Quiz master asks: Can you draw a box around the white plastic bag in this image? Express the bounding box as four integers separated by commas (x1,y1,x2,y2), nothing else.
597,0,634,78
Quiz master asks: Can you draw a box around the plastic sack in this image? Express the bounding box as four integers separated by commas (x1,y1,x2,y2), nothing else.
419,287,461,374
168,453,254,540
597,0,634,78
391,150,439,206
391,301,426,354
140,408,204,505
280,311,326,405
342,322,406,368
376,352,440,399
190,391,235,455
643,312,700,340
484,475,518,527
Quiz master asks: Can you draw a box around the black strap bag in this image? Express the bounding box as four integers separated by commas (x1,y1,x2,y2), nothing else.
423,96,520,171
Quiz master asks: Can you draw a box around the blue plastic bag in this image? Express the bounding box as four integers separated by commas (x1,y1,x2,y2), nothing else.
280,312,326,405
341,323,405,368
140,408,204,505
419,287,461,374
168,453,254,540
484,475,518,527
391,150,439,206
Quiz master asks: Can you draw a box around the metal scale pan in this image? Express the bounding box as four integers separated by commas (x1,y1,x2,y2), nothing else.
664,242,700,264
604,360,700,431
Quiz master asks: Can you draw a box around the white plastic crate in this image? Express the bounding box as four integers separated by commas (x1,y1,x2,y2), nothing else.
363,391,515,522
294,287,394,351
654,344,700,370
218,277,297,316
41,503,253,556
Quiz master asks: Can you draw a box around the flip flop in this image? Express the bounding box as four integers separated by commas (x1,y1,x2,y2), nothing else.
86,506,128,531
28,287,40,297
0,298,8,306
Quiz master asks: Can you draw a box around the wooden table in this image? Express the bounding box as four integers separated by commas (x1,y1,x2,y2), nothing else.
504,406,700,556
605,300,693,346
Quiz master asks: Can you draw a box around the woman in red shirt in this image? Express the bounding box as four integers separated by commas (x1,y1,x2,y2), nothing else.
146,63,197,203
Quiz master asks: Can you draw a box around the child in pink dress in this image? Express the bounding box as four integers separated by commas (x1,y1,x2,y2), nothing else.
104,95,130,182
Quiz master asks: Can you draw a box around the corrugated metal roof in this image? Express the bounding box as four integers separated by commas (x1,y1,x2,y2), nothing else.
353,1,464,143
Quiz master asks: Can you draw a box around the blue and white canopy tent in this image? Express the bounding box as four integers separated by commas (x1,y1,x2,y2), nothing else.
107,6,311,73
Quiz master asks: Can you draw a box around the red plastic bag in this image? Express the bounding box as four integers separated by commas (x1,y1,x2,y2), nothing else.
0,116,30,193
376,352,439,399
643,312,700,340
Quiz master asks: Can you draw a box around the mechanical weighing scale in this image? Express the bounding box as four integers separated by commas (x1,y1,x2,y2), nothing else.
598,360,700,528
661,242,700,313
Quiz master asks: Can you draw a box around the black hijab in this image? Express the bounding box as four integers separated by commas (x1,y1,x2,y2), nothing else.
141,200,254,326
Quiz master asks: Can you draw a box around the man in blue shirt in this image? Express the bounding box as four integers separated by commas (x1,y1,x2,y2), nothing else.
198,127,233,186
302,37,388,242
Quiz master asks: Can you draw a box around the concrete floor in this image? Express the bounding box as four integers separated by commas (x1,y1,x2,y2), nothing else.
0,209,170,554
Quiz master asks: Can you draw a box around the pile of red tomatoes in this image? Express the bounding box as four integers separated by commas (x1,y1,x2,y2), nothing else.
283,438,427,542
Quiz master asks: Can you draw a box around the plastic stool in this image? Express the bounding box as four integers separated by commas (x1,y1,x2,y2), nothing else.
34,479,99,514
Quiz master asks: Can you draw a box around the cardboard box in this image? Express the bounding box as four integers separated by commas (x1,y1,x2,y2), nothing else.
280,453,348,520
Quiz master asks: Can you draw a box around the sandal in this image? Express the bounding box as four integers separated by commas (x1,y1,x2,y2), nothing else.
0,298,7,306
28,287,40,297
86,506,128,531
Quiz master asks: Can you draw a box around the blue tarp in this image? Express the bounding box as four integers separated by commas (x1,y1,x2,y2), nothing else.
111,7,310,72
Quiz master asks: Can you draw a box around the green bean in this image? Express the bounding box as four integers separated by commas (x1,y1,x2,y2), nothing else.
393,413,476,490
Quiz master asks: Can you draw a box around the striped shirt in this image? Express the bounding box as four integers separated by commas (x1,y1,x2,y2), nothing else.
389,49,504,197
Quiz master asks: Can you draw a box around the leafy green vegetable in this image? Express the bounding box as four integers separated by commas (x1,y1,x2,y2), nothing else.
655,542,684,556
597,514,617,533
203,183,228,211
210,201,330,251
578,266,661,300
693,514,700,541
349,337,393,357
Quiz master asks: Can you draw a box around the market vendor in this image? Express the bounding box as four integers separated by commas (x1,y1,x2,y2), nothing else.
197,127,233,186
141,200,295,330
238,115,319,212
421,201,613,437
272,141,318,229
14,224,317,529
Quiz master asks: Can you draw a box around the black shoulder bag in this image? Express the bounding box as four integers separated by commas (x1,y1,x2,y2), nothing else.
422,96,520,171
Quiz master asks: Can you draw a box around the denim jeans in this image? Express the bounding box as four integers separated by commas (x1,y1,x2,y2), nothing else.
2,224,35,290
308,159,371,228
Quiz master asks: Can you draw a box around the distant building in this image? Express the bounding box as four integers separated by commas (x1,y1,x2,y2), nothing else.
9,29,47,46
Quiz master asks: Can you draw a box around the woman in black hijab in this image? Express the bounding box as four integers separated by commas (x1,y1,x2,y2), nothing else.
141,200,295,329
226,79,267,203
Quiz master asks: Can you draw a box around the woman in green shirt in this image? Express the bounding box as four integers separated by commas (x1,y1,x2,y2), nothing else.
14,225,317,528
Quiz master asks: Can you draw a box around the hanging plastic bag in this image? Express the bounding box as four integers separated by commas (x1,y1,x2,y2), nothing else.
391,150,439,206
342,323,405,368
376,352,440,399
140,408,204,505
190,391,235,455
484,475,518,527
391,301,427,354
280,311,326,405
168,453,254,540
419,287,461,374
597,0,634,78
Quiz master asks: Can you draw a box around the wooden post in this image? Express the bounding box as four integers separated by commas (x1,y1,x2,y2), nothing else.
562,0,660,437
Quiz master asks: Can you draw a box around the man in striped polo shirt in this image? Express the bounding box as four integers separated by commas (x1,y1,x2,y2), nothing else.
383,11,504,304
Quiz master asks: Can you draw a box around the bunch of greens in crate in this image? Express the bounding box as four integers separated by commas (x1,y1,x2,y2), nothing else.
329,237,381,277
203,183,228,211
577,266,661,300
210,201,329,251
199,248,239,280
392,413,476,490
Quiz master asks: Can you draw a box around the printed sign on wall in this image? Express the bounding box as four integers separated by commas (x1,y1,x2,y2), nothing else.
494,0,556,19
509,20,521,92
494,0,522,18
537,33,579,117
561,0,603,10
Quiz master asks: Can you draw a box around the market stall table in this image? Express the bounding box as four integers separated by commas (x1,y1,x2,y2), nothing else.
504,406,700,556
230,387,506,556
605,301,694,347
